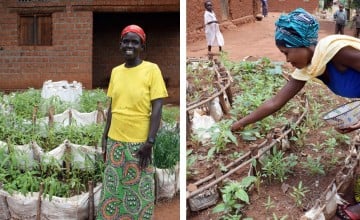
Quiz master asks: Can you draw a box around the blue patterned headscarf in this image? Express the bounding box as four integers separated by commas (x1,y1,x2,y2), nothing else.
275,8,319,48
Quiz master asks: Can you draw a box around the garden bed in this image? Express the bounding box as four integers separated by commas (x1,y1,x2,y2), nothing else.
186,55,358,219
0,88,180,219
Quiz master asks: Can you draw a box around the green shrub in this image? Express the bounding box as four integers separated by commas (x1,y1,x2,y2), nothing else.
153,128,180,170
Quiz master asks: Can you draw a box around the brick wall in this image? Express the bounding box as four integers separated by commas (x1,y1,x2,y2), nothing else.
187,0,256,43
0,8,93,90
268,0,318,13
0,0,180,104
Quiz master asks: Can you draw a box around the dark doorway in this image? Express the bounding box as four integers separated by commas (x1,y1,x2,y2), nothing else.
92,12,180,104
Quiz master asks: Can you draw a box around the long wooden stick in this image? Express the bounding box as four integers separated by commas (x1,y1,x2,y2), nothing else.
88,181,94,220
36,183,44,220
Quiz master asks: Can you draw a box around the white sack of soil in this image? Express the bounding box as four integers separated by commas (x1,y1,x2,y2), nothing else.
191,110,216,145
155,164,179,200
0,140,101,170
1,185,101,220
41,80,82,103
0,141,43,169
208,97,223,122
42,140,102,170
38,108,106,127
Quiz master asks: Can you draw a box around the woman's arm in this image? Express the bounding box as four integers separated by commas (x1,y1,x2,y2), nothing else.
102,99,112,161
137,98,163,169
231,77,306,131
332,46,360,72
148,98,163,141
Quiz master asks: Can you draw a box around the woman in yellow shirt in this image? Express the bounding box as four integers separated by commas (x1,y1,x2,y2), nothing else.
96,24,168,220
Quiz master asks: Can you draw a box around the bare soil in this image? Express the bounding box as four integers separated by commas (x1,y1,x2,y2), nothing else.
187,12,358,220
154,194,180,220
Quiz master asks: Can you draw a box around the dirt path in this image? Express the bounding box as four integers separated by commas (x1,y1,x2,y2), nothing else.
153,195,180,220
187,12,354,62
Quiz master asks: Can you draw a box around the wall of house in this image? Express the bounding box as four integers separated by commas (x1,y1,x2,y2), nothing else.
186,0,257,43
0,0,180,104
0,2,93,90
268,0,319,13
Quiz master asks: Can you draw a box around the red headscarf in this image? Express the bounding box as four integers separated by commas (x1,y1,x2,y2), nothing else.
121,25,146,43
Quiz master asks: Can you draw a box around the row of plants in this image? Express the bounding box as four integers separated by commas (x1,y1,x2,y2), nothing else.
0,89,180,199
186,59,217,103
187,55,352,219
0,89,108,199
0,145,104,200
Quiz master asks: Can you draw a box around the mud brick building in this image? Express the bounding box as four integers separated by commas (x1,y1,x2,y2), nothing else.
187,0,260,43
269,0,318,13
0,0,180,104
186,0,318,43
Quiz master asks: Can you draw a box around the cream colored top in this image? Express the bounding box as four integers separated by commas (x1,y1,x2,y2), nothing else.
291,35,360,81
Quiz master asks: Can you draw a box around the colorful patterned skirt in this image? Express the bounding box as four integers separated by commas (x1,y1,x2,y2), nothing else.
96,139,155,220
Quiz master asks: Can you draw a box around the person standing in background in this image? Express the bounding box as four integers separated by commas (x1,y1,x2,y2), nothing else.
351,10,360,38
204,0,224,53
260,0,268,17
333,4,347,34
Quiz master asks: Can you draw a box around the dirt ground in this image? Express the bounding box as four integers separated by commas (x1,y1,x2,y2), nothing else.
187,12,355,62
153,194,180,219
186,12,359,220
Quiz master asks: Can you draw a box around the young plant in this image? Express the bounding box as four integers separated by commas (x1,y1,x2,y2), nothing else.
290,181,309,207
272,213,288,220
289,124,309,148
153,128,180,170
301,156,325,176
261,147,298,183
207,119,238,160
162,105,180,126
263,196,275,218
186,149,198,179
212,176,257,218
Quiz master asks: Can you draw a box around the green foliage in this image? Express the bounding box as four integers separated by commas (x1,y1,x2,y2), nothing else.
0,89,106,199
290,181,309,207
0,148,104,199
79,89,108,112
305,96,325,130
186,149,198,179
263,196,275,217
213,176,257,219
272,213,288,220
351,0,360,8
162,105,180,125
6,88,42,118
261,148,298,183
207,120,238,160
186,60,217,103
153,128,180,170
301,156,325,176
321,129,351,148
289,124,309,148
226,58,297,139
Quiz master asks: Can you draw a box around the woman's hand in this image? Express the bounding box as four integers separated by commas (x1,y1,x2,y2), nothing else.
335,120,360,134
136,142,153,170
231,120,243,132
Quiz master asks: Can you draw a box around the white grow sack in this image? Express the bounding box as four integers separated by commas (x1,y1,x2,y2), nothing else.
41,80,82,103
